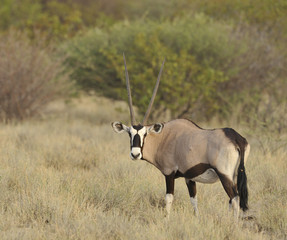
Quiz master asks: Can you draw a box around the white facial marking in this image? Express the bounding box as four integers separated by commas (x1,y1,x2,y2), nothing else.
130,127,137,135
137,127,147,147
129,127,137,146
129,127,147,147
130,147,142,160
129,126,147,160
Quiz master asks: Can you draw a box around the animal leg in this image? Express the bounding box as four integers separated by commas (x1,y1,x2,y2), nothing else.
185,179,199,216
229,196,240,218
165,172,175,218
216,171,239,218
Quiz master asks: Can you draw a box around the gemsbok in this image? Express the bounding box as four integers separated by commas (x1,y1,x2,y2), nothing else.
112,54,250,218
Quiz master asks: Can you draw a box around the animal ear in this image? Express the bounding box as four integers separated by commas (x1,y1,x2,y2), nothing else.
112,122,129,133
148,123,164,134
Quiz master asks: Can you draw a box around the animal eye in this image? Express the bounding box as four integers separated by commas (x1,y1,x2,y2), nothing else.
154,124,161,132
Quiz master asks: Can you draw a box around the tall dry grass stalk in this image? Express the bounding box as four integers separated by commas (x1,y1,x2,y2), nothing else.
0,96,286,239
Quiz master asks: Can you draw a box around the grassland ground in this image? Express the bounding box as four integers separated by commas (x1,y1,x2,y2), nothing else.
0,96,286,239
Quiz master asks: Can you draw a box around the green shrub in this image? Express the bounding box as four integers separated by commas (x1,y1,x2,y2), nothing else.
64,14,285,123
64,15,234,121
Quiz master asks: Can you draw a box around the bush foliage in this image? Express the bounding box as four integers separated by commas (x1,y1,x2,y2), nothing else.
0,0,286,124
1,0,287,41
0,31,70,121
64,15,285,122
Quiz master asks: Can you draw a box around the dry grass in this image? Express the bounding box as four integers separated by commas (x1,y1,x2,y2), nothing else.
0,96,286,239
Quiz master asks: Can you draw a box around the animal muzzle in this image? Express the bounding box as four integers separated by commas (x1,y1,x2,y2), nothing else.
130,147,142,160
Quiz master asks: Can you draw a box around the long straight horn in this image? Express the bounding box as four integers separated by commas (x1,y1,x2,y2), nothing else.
142,59,165,125
123,53,136,125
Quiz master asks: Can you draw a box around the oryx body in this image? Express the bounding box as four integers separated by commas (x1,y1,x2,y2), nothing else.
112,54,250,218
143,118,249,182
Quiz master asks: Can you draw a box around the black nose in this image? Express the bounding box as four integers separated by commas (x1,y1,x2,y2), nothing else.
131,153,140,159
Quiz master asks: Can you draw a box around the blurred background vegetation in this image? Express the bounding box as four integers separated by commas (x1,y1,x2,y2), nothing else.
0,0,286,132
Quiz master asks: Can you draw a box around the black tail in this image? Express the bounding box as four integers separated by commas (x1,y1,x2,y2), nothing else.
237,149,248,211
222,128,249,211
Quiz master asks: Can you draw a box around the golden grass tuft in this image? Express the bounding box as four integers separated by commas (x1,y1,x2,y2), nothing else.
0,96,286,239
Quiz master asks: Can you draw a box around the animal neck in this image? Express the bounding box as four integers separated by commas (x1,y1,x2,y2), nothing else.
141,129,164,167
141,119,201,167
